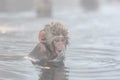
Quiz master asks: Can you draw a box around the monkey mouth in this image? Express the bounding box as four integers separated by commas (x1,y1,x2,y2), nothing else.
54,45,65,56
50,50,65,62
55,49,64,62
55,48,65,56
56,49,62,54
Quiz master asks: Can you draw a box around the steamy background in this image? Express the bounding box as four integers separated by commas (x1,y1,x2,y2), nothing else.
0,0,120,80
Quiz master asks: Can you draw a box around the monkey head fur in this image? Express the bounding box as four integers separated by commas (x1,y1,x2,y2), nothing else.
39,22,69,59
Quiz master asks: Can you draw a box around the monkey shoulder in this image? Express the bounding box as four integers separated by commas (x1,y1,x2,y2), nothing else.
27,43,48,61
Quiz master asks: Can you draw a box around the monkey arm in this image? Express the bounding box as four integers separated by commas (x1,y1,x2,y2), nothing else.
26,43,49,66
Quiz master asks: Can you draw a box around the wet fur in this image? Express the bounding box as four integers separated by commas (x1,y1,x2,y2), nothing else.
27,22,69,66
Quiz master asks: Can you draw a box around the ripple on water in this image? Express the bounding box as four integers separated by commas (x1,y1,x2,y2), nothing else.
65,46,120,80
1,29,120,80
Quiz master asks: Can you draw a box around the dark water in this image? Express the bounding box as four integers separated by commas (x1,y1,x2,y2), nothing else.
0,4,120,80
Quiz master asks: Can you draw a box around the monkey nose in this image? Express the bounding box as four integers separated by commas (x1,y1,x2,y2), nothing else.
56,46,65,54
57,45,65,50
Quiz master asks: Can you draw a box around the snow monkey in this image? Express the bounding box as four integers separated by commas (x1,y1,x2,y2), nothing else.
26,22,69,66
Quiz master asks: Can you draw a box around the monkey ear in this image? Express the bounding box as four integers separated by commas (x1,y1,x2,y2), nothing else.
38,30,45,42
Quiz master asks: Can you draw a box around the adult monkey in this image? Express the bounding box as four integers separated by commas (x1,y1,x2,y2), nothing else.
26,22,69,67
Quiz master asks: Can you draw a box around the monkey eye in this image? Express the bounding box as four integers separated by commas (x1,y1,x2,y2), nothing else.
54,38,66,43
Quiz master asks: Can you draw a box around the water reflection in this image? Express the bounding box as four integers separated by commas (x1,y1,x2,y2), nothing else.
33,62,68,80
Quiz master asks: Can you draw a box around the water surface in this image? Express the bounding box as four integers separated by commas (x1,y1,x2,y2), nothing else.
0,4,120,80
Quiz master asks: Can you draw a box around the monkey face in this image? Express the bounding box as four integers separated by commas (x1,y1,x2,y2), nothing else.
53,35,66,56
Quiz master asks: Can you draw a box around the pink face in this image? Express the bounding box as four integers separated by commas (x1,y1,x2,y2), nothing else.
53,36,66,56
